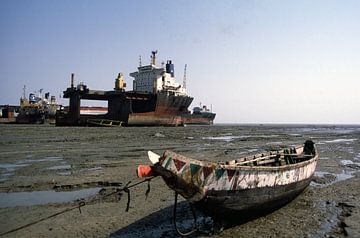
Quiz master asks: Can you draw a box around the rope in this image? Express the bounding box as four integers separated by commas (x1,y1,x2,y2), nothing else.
0,203,86,236
0,177,155,237
173,192,198,236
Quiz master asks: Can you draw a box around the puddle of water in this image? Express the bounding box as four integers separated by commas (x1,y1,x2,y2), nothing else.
47,165,71,170
322,139,357,144
256,135,280,138
0,164,30,171
84,167,102,172
339,159,360,170
202,135,280,142
0,187,101,208
354,153,360,161
202,136,245,142
340,160,354,166
318,201,341,236
312,170,355,188
266,141,282,145
58,171,72,176
0,172,14,182
0,164,30,182
56,167,102,176
18,157,63,164
220,133,233,136
0,157,66,181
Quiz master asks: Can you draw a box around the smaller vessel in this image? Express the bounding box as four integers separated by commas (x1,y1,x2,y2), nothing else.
0,105,19,123
182,104,216,125
138,140,318,228
16,88,59,124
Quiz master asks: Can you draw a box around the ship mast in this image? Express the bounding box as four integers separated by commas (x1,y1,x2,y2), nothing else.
183,64,187,89
22,85,26,100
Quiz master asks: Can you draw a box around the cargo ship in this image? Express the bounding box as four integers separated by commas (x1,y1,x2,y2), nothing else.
56,51,215,126
126,51,193,126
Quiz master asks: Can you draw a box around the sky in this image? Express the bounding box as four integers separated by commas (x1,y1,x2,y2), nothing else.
0,0,359,124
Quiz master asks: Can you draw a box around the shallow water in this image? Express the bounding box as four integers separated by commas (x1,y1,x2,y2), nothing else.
0,188,101,208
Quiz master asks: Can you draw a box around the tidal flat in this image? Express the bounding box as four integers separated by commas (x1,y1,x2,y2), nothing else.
0,124,359,237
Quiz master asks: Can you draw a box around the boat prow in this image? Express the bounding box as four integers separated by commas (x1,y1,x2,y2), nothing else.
148,151,160,164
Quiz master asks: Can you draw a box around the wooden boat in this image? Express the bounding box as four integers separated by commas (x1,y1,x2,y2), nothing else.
139,140,318,221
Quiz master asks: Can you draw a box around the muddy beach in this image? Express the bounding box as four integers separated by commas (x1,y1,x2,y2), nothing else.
0,124,359,237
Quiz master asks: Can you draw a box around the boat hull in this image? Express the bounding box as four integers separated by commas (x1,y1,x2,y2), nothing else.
195,176,312,220
152,141,318,220
182,112,216,125
16,108,45,124
127,92,193,126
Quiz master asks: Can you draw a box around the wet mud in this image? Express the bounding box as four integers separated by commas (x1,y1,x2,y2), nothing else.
0,124,360,237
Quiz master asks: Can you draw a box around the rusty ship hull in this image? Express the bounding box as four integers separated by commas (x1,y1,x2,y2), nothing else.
128,92,193,126
182,112,216,125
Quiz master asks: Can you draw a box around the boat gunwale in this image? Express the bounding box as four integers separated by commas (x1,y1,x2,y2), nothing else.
162,146,318,172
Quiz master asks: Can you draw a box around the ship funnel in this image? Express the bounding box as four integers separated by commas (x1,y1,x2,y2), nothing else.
166,60,175,77
151,50,158,65
71,73,74,88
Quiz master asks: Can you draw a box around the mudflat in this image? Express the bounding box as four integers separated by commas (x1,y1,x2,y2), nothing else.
0,124,359,237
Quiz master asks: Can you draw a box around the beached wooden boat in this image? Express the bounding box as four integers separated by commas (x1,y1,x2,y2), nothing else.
139,140,318,221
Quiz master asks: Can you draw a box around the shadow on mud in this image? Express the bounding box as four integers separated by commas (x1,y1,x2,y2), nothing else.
109,201,276,238
109,201,206,238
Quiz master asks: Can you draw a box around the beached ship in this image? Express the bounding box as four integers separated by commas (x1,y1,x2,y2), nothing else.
182,105,216,125
16,90,59,124
56,51,195,126
138,140,318,226
127,51,193,125
16,87,60,124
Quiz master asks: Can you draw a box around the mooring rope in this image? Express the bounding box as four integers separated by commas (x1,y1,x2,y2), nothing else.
173,192,198,236
0,177,155,237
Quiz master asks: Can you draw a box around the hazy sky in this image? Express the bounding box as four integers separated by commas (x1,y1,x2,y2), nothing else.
1,0,359,124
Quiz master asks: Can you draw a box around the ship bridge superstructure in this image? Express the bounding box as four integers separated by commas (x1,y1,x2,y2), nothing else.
130,51,187,96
